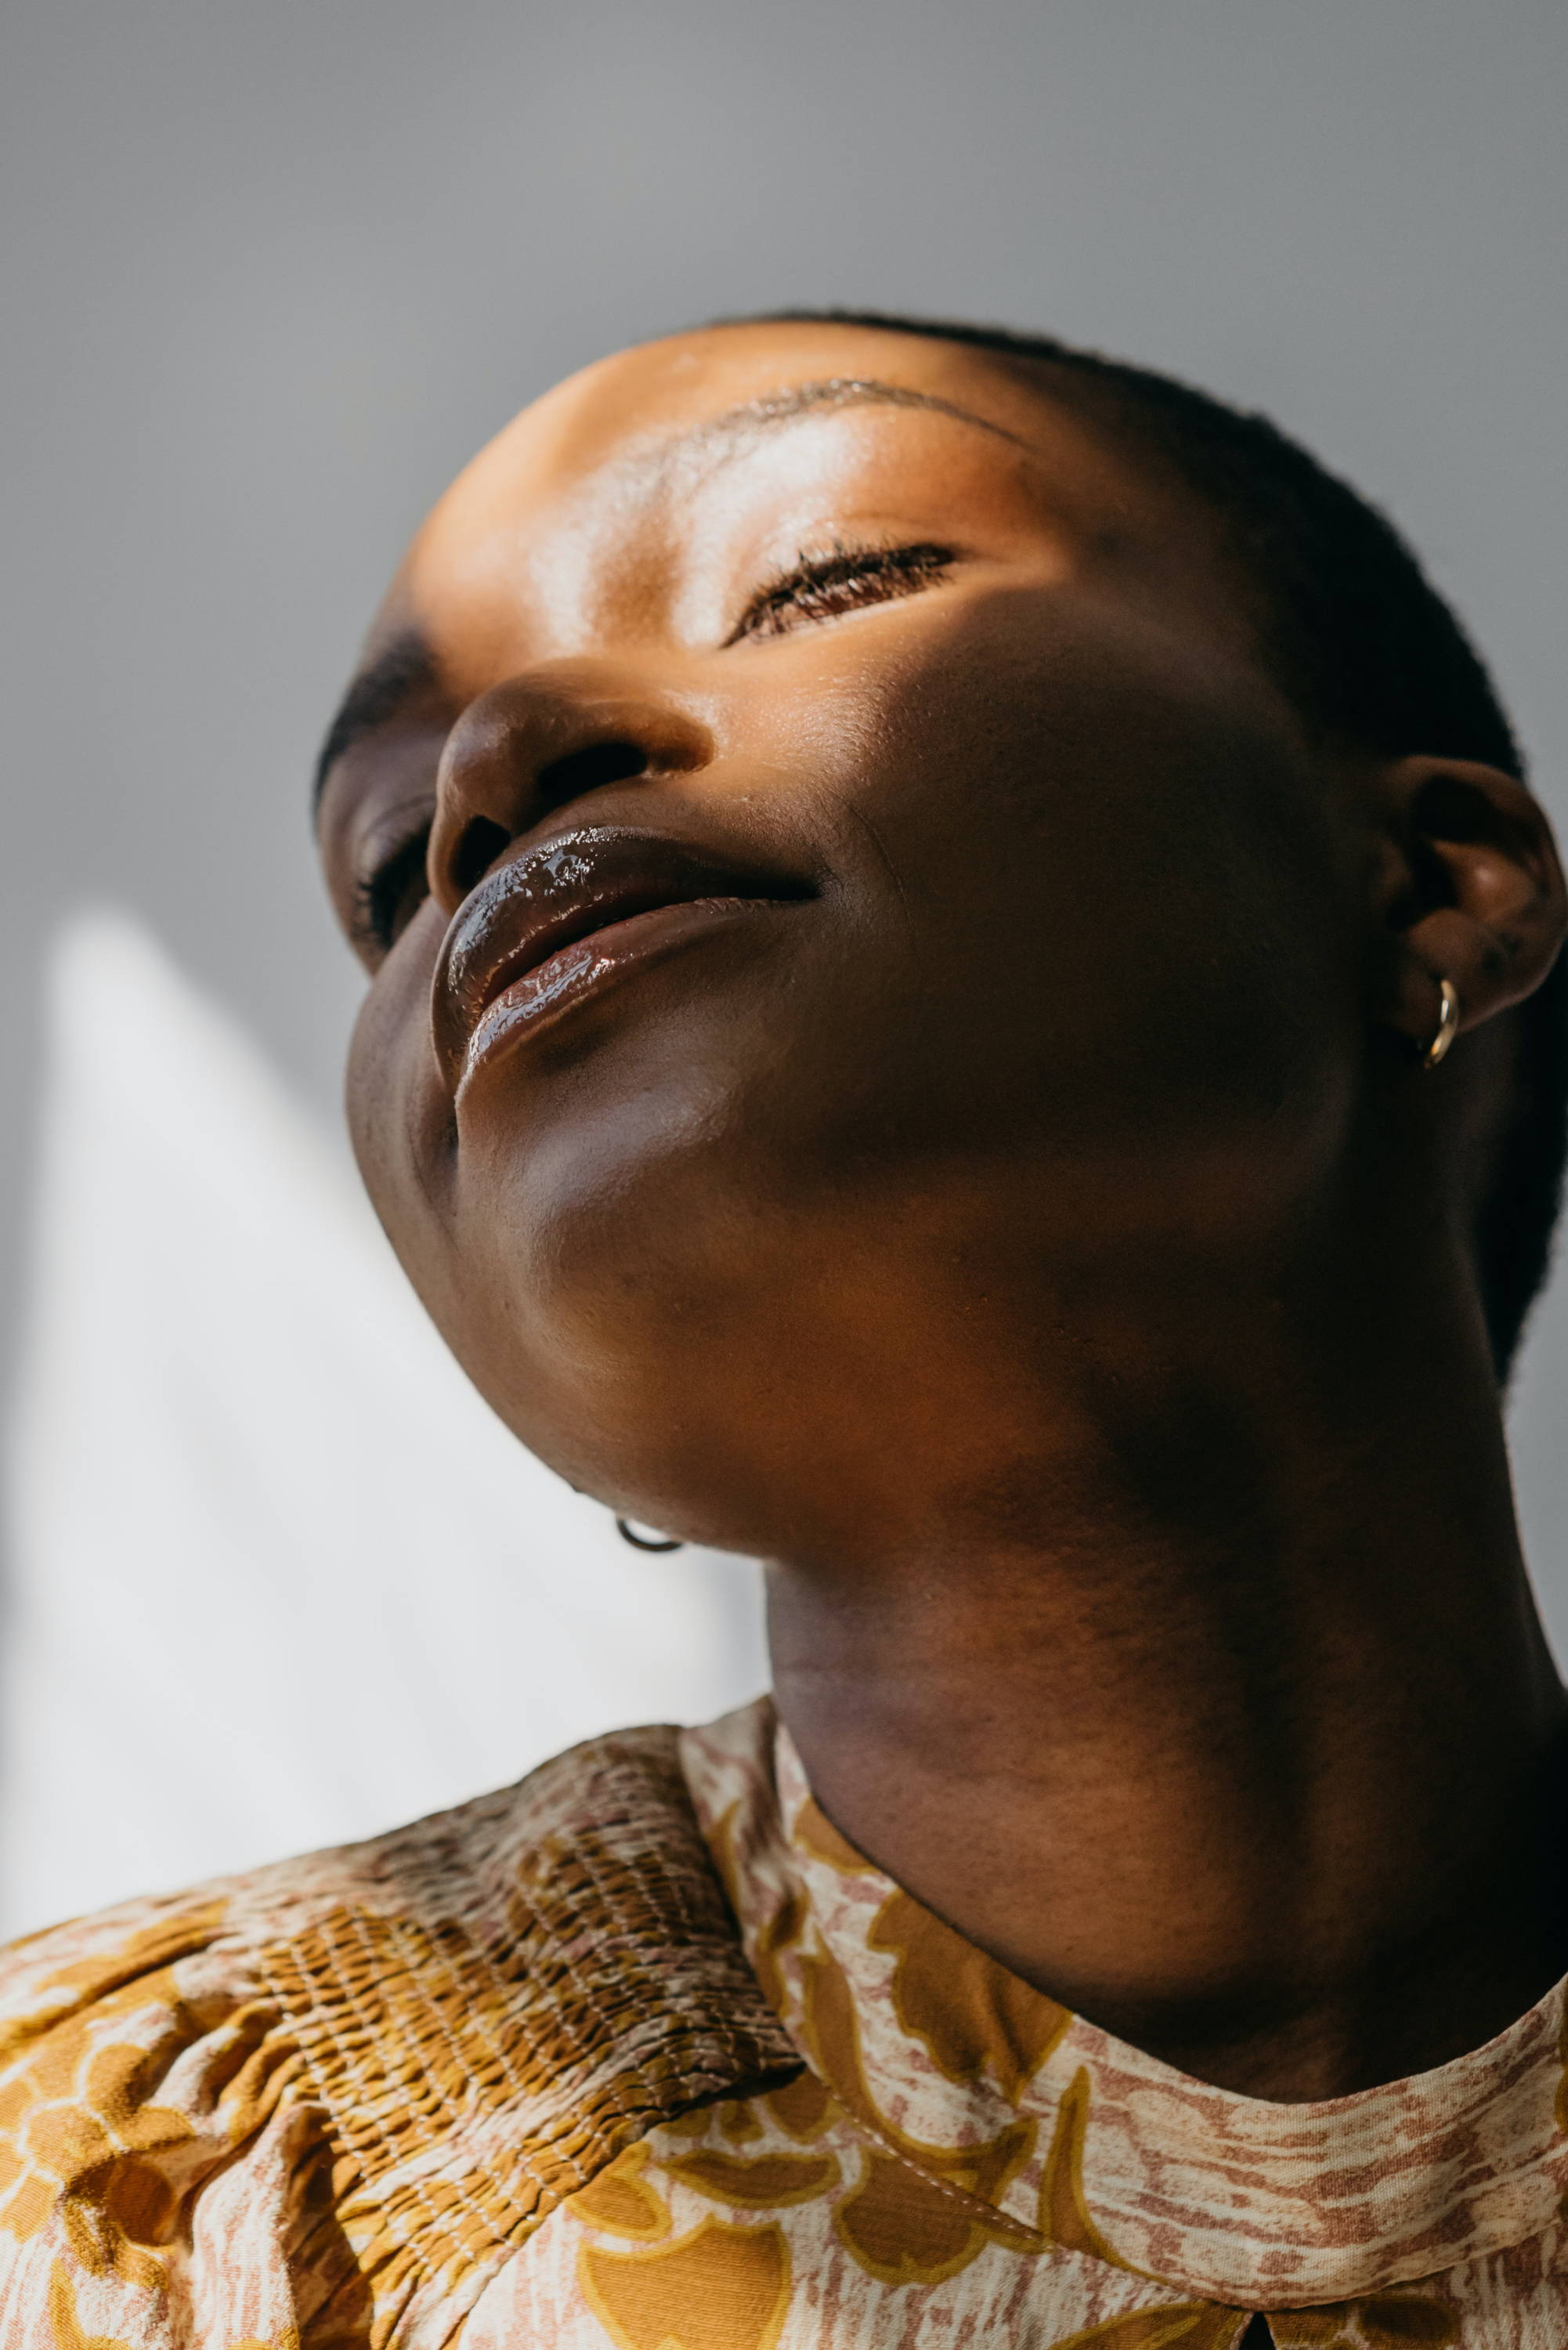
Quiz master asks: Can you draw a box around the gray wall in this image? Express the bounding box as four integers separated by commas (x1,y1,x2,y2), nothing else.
5,0,1567,1622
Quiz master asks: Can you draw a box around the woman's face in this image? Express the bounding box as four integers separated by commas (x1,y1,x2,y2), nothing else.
317,321,1361,1554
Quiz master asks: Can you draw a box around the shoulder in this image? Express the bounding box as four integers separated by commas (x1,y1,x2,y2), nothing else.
0,1714,797,2345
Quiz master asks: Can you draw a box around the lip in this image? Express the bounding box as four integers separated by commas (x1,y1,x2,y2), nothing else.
432,826,812,1097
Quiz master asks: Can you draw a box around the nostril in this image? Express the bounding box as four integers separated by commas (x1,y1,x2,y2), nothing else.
451,815,511,899
446,742,653,902
536,739,649,810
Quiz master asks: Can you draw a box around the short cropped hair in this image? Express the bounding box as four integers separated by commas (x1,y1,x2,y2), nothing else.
738,309,1568,1376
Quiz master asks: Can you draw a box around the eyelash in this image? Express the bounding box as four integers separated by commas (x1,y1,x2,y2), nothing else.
352,824,432,959
727,540,954,643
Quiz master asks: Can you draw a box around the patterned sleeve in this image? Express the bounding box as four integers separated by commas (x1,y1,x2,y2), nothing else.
0,1726,804,2348
0,1887,344,2349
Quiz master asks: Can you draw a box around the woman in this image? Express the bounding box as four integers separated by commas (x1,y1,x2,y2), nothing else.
2,311,1565,2348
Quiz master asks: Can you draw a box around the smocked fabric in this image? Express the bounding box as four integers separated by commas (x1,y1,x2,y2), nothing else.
1,1698,1566,2344
0,1727,795,2346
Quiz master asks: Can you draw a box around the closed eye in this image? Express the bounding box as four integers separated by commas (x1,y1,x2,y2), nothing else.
351,822,432,960
726,542,955,645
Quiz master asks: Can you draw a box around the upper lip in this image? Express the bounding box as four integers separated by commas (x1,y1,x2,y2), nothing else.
432,825,811,1085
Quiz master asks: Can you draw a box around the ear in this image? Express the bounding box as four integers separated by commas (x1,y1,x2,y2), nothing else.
1372,757,1567,1057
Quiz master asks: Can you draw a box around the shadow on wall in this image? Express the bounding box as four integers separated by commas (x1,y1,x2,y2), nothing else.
0,913,767,1938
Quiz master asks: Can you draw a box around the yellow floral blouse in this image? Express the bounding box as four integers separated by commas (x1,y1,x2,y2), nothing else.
1,1695,1565,2345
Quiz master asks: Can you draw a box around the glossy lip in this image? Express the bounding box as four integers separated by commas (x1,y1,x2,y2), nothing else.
432,826,813,1097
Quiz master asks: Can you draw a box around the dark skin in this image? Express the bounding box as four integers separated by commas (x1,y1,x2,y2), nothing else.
316,320,1568,2101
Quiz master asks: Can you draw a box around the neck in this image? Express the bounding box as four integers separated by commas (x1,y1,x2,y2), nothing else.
765,1212,1568,2101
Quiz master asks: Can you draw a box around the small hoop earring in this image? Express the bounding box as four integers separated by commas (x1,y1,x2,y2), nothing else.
1424,978,1461,1069
616,1516,685,1553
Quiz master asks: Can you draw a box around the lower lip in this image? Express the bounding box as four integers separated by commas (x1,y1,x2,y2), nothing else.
457,895,784,1098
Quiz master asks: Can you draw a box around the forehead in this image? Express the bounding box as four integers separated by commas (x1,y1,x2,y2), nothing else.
473,321,1102,467
381,323,1219,662
427,320,1114,524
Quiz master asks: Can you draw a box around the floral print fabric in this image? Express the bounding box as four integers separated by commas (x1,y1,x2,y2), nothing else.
1,1697,1566,2343
0,1726,794,2346
666,1701,1568,2347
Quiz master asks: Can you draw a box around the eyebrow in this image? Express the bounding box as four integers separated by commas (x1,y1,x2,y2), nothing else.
312,628,439,815
683,375,1036,461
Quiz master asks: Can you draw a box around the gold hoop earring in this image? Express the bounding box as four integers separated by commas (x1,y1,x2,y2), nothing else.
1424,978,1460,1069
616,1516,684,1553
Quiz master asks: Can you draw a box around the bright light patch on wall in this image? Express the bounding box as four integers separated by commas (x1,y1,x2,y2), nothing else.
0,913,767,1936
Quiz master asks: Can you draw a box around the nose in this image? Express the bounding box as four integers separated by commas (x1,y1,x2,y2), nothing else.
426,660,716,918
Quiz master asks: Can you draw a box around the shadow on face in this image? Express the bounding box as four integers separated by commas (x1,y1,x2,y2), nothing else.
315,320,1371,1556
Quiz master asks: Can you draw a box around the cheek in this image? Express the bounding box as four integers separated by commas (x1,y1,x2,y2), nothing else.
836,606,1357,1150
345,931,460,1293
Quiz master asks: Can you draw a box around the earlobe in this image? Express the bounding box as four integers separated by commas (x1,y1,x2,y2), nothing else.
1372,755,1568,1058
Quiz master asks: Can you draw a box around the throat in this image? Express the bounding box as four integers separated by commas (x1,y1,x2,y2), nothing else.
762,1189,1568,2102
768,1530,1568,2102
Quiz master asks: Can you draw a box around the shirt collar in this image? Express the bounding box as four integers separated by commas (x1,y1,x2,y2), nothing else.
681,1696,1568,2308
